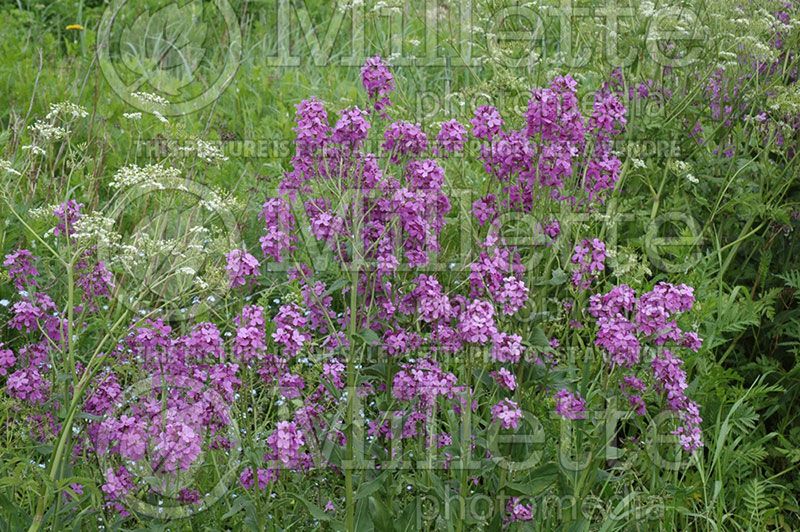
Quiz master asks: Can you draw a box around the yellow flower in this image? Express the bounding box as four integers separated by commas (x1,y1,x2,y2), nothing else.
65,24,84,31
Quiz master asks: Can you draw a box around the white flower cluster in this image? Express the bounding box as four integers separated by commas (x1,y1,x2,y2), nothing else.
45,102,89,121
672,160,698,184
71,212,120,248
111,164,181,189
178,139,229,164
198,188,239,214
29,120,67,141
131,92,169,106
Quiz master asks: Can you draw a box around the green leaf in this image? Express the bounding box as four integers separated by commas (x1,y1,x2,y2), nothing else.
527,326,550,348
359,328,381,346
355,471,388,500
505,463,558,496
222,495,254,520
293,493,332,521
355,497,374,532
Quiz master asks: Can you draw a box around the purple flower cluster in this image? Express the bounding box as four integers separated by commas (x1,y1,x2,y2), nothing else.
491,398,522,429
570,239,607,289
382,121,428,163
588,282,703,451
505,497,534,524
225,248,260,288
393,358,460,412
259,198,297,262
3,249,38,289
361,55,394,115
435,119,468,155
53,200,82,237
554,389,587,420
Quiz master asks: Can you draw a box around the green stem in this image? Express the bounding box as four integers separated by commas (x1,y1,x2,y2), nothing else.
345,265,359,531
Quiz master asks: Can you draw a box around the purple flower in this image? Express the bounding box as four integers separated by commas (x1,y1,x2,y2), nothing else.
595,316,641,367
491,398,522,429
233,305,267,363
332,106,371,148
554,389,586,420
505,497,534,523
294,97,329,154
76,259,114,306
0,344,16,376
266,420,305,467
9,299,45,332
259,198,297,263
226,249,260,288
458,299,497,344
272,303,311,357
411,274,452,323
472,194,496,226
471,105,504,141
178,488,201,504
491,332,524,364
3,249,38,289
239,467,255,489
361,56,394,113
543,219,561,240
382,121,428,163
570,239,606,289
491,367,517,391
101,466,134,501
497,276,528,315
6,365,49,403
589,284,636,319
152,418,203,473
436,119,467,154
185,322,225,361
53,200,82,237
392,359,459,411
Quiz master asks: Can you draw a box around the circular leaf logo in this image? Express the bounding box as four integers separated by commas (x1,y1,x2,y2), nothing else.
97,173,240,322
96,375,242,519
98,0,242,116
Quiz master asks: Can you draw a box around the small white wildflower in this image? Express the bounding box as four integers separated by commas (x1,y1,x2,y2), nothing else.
71,212,120,247
632,158,646,169
111,163,181,189
0,159,20,176
29,120,67,141
123,112,142,121
152,111,169,124
131,92,169,106
21,145,46,156
179,139,228,164
45,102,88,121
686,173,699,184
